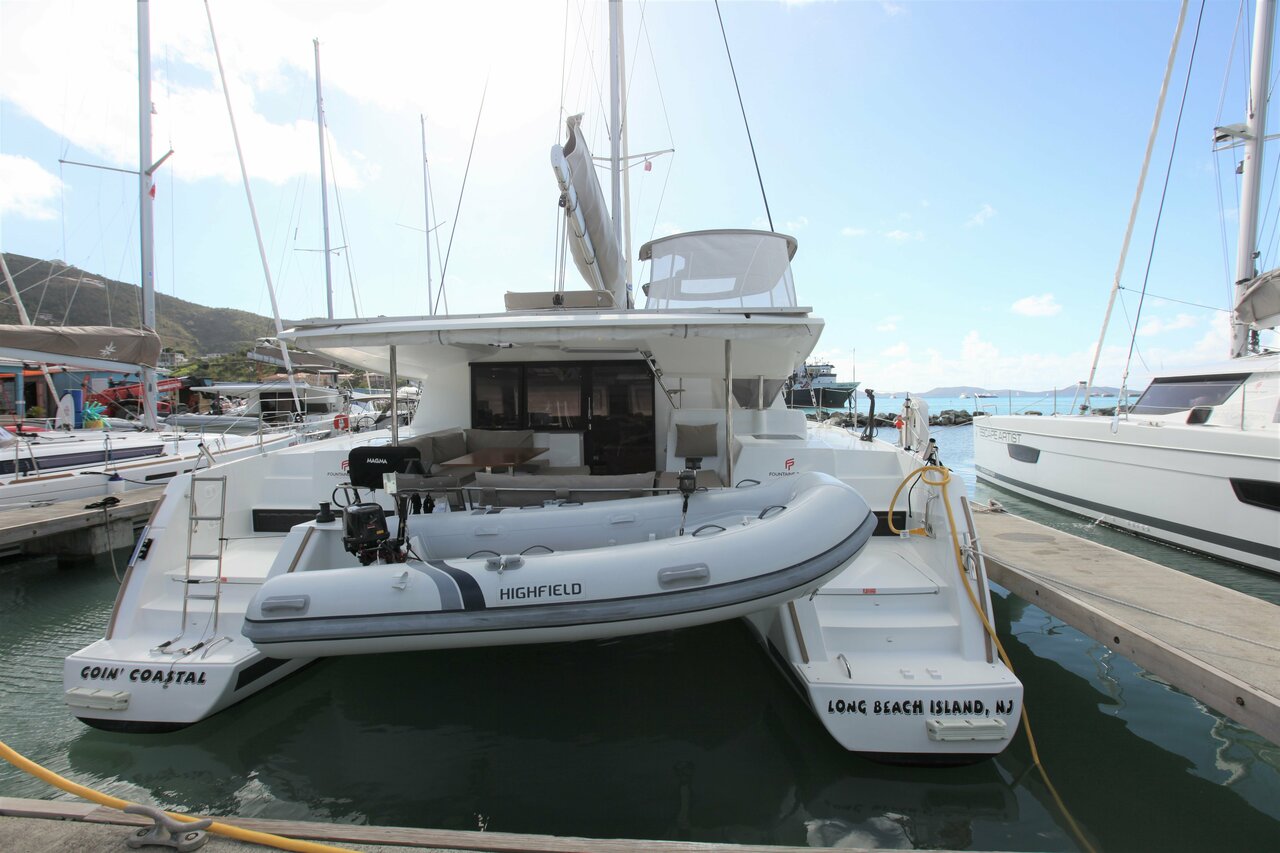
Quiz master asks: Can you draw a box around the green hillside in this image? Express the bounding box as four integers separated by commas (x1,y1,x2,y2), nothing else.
1,253,275,355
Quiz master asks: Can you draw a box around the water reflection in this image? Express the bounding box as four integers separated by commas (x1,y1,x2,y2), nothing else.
62,621,1035,847
2,484,1277,850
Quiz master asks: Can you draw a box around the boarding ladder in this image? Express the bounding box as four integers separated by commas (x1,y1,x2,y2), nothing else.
159,475,229,655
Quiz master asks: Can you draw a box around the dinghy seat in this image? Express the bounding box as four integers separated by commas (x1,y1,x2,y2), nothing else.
659,412,726,490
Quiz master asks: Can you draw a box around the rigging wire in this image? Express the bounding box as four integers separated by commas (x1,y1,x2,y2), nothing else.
713,0,773,231
1116,286,1230,313
425,156,447,314
554,0,571,288
1122,0,1209,392
557,0,571,142
639,0,677,286
324,125,362,317
572,0,612,144
435,75,489,315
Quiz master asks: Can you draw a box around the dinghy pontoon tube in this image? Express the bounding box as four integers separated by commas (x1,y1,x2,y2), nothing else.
243,472,875,657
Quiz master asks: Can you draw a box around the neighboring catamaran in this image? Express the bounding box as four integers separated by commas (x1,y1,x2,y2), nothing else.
974,0,1280,576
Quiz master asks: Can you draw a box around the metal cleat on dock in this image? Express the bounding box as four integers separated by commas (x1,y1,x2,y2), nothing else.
123,804,211,851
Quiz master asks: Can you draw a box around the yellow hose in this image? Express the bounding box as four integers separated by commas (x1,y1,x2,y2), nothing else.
892,464,1095,853
886,467,928,535
0,738,358,853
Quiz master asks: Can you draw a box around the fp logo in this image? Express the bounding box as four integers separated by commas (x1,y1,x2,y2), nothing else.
339,459,350,472
784,458,795,471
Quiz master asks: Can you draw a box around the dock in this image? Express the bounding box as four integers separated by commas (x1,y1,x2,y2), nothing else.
0,797,833,853
972,509,1279,746
0,486,161,560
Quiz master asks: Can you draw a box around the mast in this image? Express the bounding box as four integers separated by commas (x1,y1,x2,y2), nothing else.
617,0,634,300
315,38,334,320
1231,0,1276,358
204,0,302,415
421,114,434,316
137,0,159,430
1084,0,1188,408
608,0,627,310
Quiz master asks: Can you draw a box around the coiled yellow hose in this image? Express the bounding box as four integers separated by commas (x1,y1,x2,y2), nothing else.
0,738,358,853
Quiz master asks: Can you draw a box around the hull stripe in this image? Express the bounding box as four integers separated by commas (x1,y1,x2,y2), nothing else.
976,465,1280,562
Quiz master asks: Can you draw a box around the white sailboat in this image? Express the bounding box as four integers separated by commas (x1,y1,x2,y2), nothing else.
974,0,1280,576
0,0,311,510
66,4,1020,763
164,380,348,436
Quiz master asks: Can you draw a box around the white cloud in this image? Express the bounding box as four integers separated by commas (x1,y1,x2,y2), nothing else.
881,2,908,16
1138,313,1198,336
882,342,909,358
784,215,809,231
961,330,999,363
1011,293,1061,317
841,226,868,237
966,203,996,227
875,314,902,333
0,1,561,191
0,154,61,221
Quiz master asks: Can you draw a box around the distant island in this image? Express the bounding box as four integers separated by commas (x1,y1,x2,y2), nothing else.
875,385,1125,398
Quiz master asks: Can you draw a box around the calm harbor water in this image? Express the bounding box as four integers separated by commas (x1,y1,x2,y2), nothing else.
1,420,1277,850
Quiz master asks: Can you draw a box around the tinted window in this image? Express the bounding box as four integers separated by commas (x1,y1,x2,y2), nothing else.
472,365,522,428
526,365,583,429
1130,375,1247,415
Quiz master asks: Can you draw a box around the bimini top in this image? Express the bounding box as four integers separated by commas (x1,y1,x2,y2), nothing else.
639,230,799,311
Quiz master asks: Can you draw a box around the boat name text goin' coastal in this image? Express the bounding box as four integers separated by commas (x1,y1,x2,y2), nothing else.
826,697,1017,717
498,582,583,601
80,665,207,686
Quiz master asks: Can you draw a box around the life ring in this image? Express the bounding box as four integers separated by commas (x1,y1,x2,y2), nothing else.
334,414,350,431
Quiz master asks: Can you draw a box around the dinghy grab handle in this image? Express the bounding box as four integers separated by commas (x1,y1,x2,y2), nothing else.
657,564,711,587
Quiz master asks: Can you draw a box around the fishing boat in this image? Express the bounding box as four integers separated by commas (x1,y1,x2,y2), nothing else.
975,0,1280,576
65,6,1020,763
783,361,858,409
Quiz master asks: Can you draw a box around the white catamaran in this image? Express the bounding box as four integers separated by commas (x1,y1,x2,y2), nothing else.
975,0,1280,576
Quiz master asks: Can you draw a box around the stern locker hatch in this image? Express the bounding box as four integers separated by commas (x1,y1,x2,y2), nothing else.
818,548,940,596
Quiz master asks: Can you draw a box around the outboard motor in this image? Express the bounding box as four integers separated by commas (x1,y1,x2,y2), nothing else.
343,503,391,566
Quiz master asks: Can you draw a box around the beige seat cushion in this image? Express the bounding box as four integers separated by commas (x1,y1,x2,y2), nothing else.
473,471,656,507
674,422,718,459
466,428,533,450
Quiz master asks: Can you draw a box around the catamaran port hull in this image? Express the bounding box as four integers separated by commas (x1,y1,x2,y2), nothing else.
63,641,311,733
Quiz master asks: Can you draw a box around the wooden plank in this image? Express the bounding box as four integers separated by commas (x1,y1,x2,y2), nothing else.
0,797,99,820
973,510,1280,746
0,798,823,853
0,487,161,548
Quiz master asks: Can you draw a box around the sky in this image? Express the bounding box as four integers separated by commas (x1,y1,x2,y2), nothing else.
2,0,1278,393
